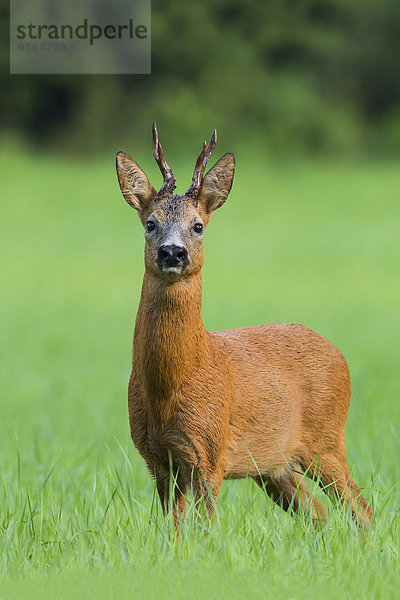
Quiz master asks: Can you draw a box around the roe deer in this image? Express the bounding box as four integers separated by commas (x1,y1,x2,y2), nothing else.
116,124,372,528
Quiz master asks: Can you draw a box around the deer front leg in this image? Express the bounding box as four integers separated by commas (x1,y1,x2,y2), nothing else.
155,471,187,529
192,469,223,522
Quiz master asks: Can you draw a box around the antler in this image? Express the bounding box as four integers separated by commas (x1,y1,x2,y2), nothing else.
186,129,217,199
152,122,176,197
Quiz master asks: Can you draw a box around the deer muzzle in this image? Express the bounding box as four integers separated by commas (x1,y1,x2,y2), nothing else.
157,245,189,273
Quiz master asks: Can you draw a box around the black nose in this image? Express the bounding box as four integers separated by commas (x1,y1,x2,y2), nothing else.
157,245,188,268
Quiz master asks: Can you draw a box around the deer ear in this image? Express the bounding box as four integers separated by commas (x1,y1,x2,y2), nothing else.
199,153,235,213
116,151,156,212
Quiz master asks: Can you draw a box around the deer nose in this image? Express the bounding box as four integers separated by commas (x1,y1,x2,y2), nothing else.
157,245,188,268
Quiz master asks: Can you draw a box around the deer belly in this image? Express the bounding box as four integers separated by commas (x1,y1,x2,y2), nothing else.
224,372,302,479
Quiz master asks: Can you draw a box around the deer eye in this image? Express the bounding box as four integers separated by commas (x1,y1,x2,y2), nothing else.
146,220,156,232
194,223,203,234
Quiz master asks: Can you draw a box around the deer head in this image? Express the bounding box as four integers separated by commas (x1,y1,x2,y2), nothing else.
116,123,235,281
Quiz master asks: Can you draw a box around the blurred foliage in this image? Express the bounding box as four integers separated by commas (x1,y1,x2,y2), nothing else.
1,0,400,156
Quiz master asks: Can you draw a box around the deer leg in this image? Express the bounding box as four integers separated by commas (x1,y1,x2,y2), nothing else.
255,470,328,524
155,472,187,529
313,455,372,528
192,470,222,521
292,472,328,524
156,475,169,515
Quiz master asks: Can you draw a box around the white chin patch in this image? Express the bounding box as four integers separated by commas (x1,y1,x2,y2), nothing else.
161,266,182,274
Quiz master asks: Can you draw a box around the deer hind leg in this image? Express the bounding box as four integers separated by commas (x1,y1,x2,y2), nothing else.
311,454,372,528
255,469,328,524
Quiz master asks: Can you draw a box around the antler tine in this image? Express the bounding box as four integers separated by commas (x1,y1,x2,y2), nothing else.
186,129,217,199
152,122,176,197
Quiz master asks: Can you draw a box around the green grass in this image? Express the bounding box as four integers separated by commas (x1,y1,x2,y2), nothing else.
1,143,399,598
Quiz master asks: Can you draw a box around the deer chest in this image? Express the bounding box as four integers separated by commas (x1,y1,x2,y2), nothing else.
143,423,202,472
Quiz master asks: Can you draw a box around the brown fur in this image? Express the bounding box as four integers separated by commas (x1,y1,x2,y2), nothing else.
116,128,372,529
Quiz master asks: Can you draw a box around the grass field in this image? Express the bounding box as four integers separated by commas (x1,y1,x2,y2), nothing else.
1,143,399,598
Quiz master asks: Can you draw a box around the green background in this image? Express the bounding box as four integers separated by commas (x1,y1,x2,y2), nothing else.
1,0,400,597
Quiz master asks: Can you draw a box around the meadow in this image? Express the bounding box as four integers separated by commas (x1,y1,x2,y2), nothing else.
0,143,399,598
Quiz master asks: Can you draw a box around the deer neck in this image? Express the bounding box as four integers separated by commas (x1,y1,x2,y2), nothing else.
133,270,207,417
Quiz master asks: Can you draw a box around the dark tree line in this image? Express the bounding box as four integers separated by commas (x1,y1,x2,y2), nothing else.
1,0,400,155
